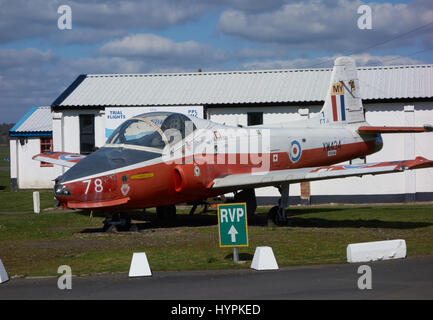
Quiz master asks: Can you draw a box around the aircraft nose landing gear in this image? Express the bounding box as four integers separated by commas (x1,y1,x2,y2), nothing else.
268,184,290,226
102,213,137,232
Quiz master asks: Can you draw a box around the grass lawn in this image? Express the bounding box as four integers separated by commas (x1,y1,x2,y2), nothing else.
0,169,55,212
0,204,432,277
0,144,55,211
0,145,9,167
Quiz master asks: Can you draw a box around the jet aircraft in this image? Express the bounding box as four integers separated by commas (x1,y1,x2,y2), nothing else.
34,57,433,230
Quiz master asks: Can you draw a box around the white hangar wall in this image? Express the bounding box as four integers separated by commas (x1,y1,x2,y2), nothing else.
52,109,106,177
207,102,433,202
9,137,56,189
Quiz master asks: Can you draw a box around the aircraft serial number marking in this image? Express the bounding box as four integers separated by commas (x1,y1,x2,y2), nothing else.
323,140,342,152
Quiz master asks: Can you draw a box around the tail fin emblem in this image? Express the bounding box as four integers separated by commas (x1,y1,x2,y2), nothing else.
331,82,346,122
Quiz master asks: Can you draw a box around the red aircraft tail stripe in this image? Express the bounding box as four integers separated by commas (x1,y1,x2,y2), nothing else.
331,95,338,121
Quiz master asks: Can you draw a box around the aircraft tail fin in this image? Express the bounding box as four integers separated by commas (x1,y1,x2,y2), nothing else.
317,57,365,125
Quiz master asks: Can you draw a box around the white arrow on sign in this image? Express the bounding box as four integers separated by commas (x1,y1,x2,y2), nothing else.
228,225,238,242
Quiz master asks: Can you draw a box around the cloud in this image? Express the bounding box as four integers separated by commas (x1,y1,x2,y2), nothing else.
241,53,424,70
0,0,58,44
0,0,209,44
49,28,128,45
0,48,57,69
69,0,208,29
208,0,287,13
0,47,63,121
0,46,200,122
0,47,144,122
217,0,433,52
98,33,229,66
235,47,288,59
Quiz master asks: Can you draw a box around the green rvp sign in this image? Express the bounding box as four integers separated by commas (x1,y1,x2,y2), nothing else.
217,203,248,247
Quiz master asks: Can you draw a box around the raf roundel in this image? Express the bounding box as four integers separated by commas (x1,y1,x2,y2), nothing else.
59,154,86,161
289,140,302,163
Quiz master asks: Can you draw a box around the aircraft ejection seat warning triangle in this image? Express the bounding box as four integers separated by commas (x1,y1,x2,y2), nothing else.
0,259,9,283
129,252,152,277
250,247,279,271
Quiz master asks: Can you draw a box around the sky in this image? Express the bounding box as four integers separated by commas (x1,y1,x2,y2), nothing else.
0,0,432,123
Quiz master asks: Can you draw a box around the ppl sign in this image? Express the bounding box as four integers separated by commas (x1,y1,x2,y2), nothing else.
217,203,248,247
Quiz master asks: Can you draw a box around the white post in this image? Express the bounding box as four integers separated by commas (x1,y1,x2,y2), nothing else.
33,191,40,214
129,252,152,277
0,259,9,283
233,247,239,263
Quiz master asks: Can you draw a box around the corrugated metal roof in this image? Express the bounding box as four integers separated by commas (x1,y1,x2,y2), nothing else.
54,64,433,107
10,106,52,133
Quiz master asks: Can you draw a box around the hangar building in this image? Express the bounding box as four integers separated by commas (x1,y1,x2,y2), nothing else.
9,106,55,190
11,64,433,204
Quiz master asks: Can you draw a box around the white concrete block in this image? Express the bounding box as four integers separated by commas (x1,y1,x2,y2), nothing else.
251,246,279,270
0,259,9,283
347,239,406,263
128,252,152,277
33,191,40,214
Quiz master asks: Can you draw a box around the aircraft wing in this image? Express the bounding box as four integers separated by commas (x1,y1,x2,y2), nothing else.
209,157,433,190
32,152,86,168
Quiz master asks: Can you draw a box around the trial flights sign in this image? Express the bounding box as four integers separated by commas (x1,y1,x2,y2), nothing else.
217,203,248,247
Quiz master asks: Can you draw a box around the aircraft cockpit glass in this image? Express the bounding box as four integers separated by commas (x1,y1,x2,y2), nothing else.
106,112,197,149
107,119,167,149
160,113,196,144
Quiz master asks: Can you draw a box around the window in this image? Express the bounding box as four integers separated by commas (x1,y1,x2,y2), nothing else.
40,137,53,167
247,112,263,126
79,114,95,154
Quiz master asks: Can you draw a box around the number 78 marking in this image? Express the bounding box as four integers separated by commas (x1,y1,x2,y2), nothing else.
82,178,103,194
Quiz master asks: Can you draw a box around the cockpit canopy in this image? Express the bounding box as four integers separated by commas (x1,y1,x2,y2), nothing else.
106,112,197,149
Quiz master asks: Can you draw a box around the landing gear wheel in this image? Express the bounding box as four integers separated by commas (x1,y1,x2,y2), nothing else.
234,188,257,217
268,206,287,226
102,213,132,232
156,205,177,220
103,223,118,233
274,208,287,226
129,224,138,232
156,206,166,220
167,205,176,219
268,206,278,222
122,216,132,231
